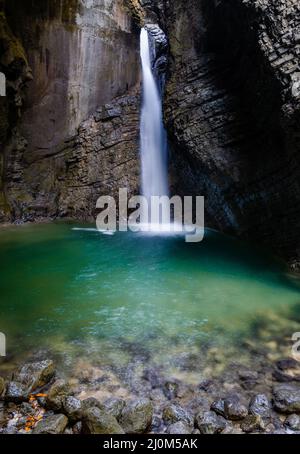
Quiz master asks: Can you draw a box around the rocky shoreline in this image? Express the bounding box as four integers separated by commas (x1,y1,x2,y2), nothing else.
1,348,300,435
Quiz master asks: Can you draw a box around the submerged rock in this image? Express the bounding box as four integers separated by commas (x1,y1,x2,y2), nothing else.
103,397,126,420
273,384,300,413
195,411,227,434
163,382,179,400
82,406,124,434
32,414,68,434
119,399,153,434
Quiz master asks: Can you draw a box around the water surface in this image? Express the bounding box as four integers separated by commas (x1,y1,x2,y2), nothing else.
0,222,299,372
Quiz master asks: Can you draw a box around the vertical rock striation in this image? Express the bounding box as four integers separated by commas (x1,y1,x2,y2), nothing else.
158,0,300,268
0,0,141,222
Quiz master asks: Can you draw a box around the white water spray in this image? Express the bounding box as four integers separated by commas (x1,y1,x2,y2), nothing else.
140,28,169,210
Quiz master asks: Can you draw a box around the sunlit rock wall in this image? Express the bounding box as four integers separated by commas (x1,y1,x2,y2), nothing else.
1,0,141,221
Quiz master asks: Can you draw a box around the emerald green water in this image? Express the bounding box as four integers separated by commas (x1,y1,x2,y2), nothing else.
0,222,299,369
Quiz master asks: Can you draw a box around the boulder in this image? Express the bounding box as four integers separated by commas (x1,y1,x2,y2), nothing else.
284,414,300,431
5,381,29,403
103,397,126,420
211,399,226,417
82,406,124,434
63,396,82,422
273,384,300,414
224,396,248,420
167,421,191,434
195,411,227,434
46,380,70,411
14,360,55,391
241,415,264,433
119,398,153,434
162,403,194,427
249,394,271,418
32,414,68,434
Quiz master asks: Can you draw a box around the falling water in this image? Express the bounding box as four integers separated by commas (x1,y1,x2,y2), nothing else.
140,28,169,220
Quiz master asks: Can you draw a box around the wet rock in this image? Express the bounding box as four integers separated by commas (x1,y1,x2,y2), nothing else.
239,370,259,381
143,369,162,388
3,426,18,434
151,415,163,432
14,360,55,390
162,403,194,427
5,360,55,402
211,399,226,417
73,421,82,434
223,396,248,420
167,421,192,434
284,414,300,431
46,380,70,411
82,406,124,434
0,377,5,396
277,359,300,371
163,382,179,400
82,397,104,412
188,397,210,414
249,394,271,418
241,415,264,433
5,381,29,403
273,384,300,413
273,359,300,382
63,396,82,422
103,397,126,420
273,429,288,434
239,370,259,389
120,398,153,434
195,411,227,434
32,414,68,434
0,403,6,426
20,402,35,416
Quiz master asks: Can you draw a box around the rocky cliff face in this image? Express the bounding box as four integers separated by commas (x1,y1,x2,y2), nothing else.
157,0,300,268
1,0,300,268
0,0,141,222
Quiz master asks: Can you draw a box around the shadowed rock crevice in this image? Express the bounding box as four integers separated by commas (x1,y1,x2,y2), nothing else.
160,0,300,268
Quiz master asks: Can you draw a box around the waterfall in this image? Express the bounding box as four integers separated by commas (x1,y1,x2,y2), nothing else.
140,28,169,224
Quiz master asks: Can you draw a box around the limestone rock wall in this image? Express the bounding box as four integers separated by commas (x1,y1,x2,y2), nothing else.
159,0,300,268
0,0,141,222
